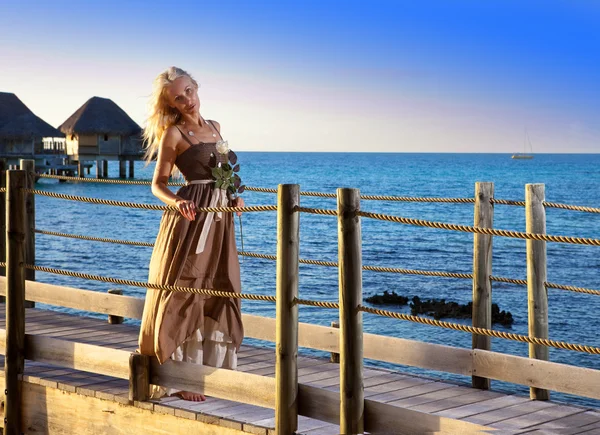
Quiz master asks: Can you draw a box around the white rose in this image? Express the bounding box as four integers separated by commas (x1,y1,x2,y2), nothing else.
216,139,229,155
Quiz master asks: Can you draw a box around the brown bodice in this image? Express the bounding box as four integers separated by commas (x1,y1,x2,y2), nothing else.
175,142,220,182
173,120,225,182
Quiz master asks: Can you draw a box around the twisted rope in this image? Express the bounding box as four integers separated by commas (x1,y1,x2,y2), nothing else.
0,187,5,193
34,229,154,247
300,191,336,198
357,210,600,246
359,305,600,354
27,175,600,213
22,188,276,213
364,265,472,279
24,264,276,302
362,195,474,203
25,188,171,210
544,201,600,214
30,228,600,295
237,251,277,261
296,206,337,216
294,298,340,309
245,186,278,194
38,173,157,185
491,199,526,206
491,276,528,286
490,198,600,214
546,282,600,297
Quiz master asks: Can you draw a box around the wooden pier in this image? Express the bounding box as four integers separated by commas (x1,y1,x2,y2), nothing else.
4,306,600,434
1,170,600,434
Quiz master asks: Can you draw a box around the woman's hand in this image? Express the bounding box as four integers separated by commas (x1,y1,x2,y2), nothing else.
175,198,196,221
233,196,245,217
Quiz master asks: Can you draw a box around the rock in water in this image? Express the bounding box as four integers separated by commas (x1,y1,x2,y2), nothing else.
409,296,513,326
365,290,408,305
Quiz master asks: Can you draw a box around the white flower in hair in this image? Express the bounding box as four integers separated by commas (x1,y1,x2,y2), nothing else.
216,139,229,155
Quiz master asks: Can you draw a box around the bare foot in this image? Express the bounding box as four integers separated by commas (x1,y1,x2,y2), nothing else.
172,391,206,402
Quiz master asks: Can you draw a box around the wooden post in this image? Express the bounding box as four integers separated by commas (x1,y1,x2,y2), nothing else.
0,158,6,284
275,184,299,435
96,159,102,179
4,170,27,435
129,353,150,403
128,160,135,178
102,160,108,178
119,160,126,179
330,321,340,363
472,182,493,389
78,160,85,178
338,187,364,435
526,183,549,401
108,289,124,324
20,159,35,309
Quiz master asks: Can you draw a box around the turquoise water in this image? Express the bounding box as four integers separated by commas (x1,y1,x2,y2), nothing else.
33,153,600,407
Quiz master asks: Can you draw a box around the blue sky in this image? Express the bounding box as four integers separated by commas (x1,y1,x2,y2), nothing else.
1,0,598,152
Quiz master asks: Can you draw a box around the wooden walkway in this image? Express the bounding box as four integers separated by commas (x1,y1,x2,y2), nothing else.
3,307,600,434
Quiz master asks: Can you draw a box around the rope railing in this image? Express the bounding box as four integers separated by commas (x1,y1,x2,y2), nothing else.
294,298,340,309
19,263,277,302
33,228,600,296
37,173,162,185
33,174,600,213
34,229,155,247
357,210,600,246
490,199,526,206
544,201,600,214
4,261,340,310
362,194,474,203
296,206,337,216
2,257,599,353
545,282,600,297
359,305,600,355
22,188,277,213
491,276,528,286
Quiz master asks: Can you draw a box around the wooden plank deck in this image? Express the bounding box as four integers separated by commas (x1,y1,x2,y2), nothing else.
2,307,600,434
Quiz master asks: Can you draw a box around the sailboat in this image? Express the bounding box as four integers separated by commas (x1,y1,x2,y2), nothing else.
512,128,534,159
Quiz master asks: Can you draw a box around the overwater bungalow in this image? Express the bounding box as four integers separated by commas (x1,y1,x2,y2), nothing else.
59,96,143,177
0,92,65,165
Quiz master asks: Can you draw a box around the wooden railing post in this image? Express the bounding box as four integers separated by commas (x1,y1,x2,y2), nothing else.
129,353,150,403
20,159,36,309
4,170,27,435
472,182,493,389
338,188,364,435
108,289,124,324
275,184,299,435
526,183,549,400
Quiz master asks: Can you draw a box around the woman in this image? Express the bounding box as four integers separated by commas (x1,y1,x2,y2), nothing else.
138,66,245,401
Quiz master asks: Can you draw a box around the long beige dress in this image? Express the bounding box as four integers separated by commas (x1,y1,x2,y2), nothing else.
138,122,243,395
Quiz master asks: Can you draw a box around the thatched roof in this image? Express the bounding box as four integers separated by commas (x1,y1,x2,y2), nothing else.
59,96,141,136
0,92,64,139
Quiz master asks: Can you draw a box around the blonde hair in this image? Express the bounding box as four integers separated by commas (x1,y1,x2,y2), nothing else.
142,66,199,164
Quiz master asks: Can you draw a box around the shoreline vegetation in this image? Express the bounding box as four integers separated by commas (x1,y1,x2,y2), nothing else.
365,291,514,327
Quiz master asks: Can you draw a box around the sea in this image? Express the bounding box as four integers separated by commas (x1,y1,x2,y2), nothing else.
33,152,600,407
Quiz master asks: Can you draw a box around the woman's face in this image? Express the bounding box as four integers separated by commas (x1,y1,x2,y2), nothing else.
165,76,199,116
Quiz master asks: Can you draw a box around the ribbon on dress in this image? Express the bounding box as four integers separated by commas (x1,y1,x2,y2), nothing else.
187,180,229,254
